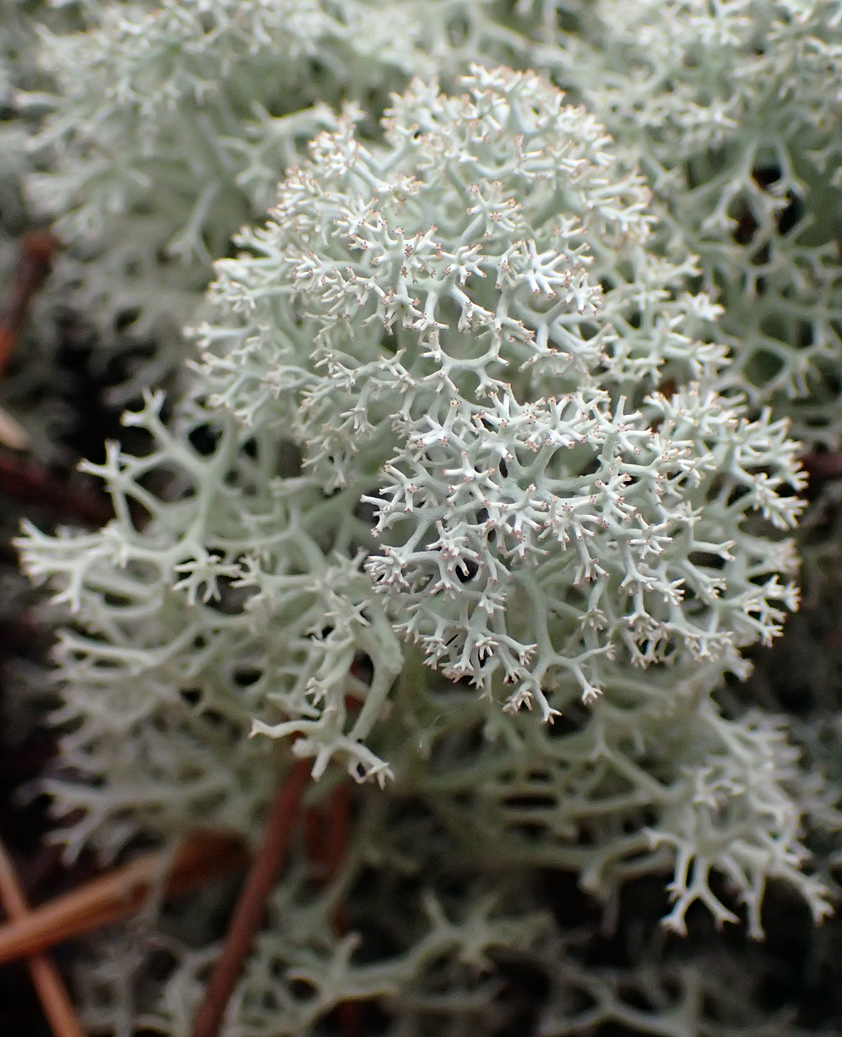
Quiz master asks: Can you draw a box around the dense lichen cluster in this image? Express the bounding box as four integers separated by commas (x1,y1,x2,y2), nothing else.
5,2,842,1034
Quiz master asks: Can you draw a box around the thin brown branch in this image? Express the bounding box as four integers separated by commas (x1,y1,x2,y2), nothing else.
0,832,247,966
304,781,361,1037
189,759,311,1037
0,232,56,380
0,834,85,1037
0,450,112,526
326,784,362,1037
801,450,842,492
324,782,351,882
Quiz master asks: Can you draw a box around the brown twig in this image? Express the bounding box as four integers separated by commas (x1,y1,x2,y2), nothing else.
303,780,361,1037
0,451,112,526
801,450,842,492
317,696,365,1037
326,784,362,1037
324,782,351,882
0,832,247,966
189,759,311,1037
0,834,85,1037
0,232,56,380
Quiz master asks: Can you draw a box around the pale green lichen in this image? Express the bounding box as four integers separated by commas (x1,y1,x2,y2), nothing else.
10,3,842,1034
18,76,826,1035
539,0,842,445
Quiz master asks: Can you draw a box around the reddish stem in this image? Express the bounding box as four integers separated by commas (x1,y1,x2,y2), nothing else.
189,759,311,1037
801,451,842,490
0,452,112,527
308,782,361,1037
330,782,362,1037
0,233,56,379
325,782,351,881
